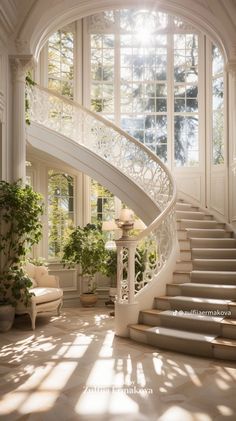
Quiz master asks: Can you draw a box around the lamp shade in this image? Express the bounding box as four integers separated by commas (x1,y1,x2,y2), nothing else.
102,220,118,231
119,208,134,222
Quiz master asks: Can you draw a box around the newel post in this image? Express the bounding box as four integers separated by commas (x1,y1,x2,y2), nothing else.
115,237,139,337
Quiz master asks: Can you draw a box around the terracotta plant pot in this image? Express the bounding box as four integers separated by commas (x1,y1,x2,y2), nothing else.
80,293,98,307
0,304,15,332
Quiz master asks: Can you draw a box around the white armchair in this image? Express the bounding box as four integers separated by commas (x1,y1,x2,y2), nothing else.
16,262,63,330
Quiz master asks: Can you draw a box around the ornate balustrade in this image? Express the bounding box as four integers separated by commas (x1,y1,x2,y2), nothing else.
27,84,177,305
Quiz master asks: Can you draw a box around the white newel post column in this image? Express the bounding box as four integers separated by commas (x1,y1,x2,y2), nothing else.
115,238,139,337
10,55,35,183
225,60,236,226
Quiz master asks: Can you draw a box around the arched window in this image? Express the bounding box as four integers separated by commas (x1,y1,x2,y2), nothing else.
43,7,226,229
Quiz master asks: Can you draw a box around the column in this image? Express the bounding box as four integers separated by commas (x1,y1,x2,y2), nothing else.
10,55,35,182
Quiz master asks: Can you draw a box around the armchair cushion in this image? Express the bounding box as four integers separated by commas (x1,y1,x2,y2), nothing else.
30,287,63,304
24,262,36,278
34,265,48,283
37,274,60,288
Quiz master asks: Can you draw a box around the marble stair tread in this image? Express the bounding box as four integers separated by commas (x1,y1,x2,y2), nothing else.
191,270,236,283
130,324,217,342
141,308,224,322
212,337,236,347
193,258,236,271
175,210,207,219
177,282,236,291
186,228,232,238
157,295,234,303
191,248,236,258
190,238,236,247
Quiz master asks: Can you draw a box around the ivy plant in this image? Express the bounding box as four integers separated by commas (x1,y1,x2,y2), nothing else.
0,180,44,305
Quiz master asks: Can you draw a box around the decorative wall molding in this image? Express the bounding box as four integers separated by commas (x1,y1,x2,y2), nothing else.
176,175,201,203
49,267,78,292
0,0,17,37
15,38,31,54
9,54,36,80
210,175,225,216
225,60,236,76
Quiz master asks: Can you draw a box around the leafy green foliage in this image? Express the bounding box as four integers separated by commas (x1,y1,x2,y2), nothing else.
25,72,36,125
62,223,108,278
48,171,74,259
0,180,44,305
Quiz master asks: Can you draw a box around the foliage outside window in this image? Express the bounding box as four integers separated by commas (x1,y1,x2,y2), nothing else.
48,170,75,260
91,179,115,223
212,45,224,165
88,9,199,166
48,23,75,99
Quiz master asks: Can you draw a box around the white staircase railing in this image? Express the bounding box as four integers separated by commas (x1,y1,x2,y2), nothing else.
28,85,177,308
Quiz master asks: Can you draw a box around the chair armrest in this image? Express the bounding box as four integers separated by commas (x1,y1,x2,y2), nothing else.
37,274,60,288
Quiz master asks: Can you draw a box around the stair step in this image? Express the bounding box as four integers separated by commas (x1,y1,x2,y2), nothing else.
180,249,192,260
139,309,236,338
154,295,236,316
190,237,236,248
129,324,236,360
191,270,236,285
176,210,212,220
192,248,236,259
167,282,236,299
129,324,217,358
173,270,191,283
193,258,236,271
175,260,193,271
178,239,191,250
177,219,223,230
186,228,232,238
175,202,199,211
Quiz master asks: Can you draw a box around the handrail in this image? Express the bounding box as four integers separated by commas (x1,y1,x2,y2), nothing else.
27,84,177,302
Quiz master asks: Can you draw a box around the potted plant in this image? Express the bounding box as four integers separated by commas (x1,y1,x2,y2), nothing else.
62,223,107,307
0,180,43,331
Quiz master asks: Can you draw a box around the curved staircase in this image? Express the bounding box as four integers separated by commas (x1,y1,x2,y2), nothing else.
27,85,236,360
130,200,236,360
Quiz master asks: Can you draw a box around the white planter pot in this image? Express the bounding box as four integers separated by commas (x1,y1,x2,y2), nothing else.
0,304,15,332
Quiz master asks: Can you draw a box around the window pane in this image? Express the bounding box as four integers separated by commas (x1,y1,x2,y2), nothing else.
91,180,115,224
48,24,75,99
174,116,199,167
212,44,224,165
48,170,75,260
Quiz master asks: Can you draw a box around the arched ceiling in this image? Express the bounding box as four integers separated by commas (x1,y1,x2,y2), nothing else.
1,0,236,63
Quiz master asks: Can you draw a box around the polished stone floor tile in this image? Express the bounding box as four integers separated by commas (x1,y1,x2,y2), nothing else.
0,308,236,421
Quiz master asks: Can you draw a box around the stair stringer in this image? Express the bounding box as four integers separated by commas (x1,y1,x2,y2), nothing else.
27,121,159,225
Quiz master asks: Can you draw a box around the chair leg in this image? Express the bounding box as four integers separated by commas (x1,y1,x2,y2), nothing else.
57,301,63,316
29,304,37,330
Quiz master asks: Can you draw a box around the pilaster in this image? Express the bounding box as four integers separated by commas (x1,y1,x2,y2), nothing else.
9,55,36,182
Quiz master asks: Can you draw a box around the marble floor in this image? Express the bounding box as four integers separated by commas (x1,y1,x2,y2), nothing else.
0,308,236,421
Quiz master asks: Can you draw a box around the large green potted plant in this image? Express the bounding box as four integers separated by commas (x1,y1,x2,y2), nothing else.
62,223,107,307
0,180,43,331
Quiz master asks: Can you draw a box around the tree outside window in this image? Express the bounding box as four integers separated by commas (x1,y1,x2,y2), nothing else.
48,170,75,260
